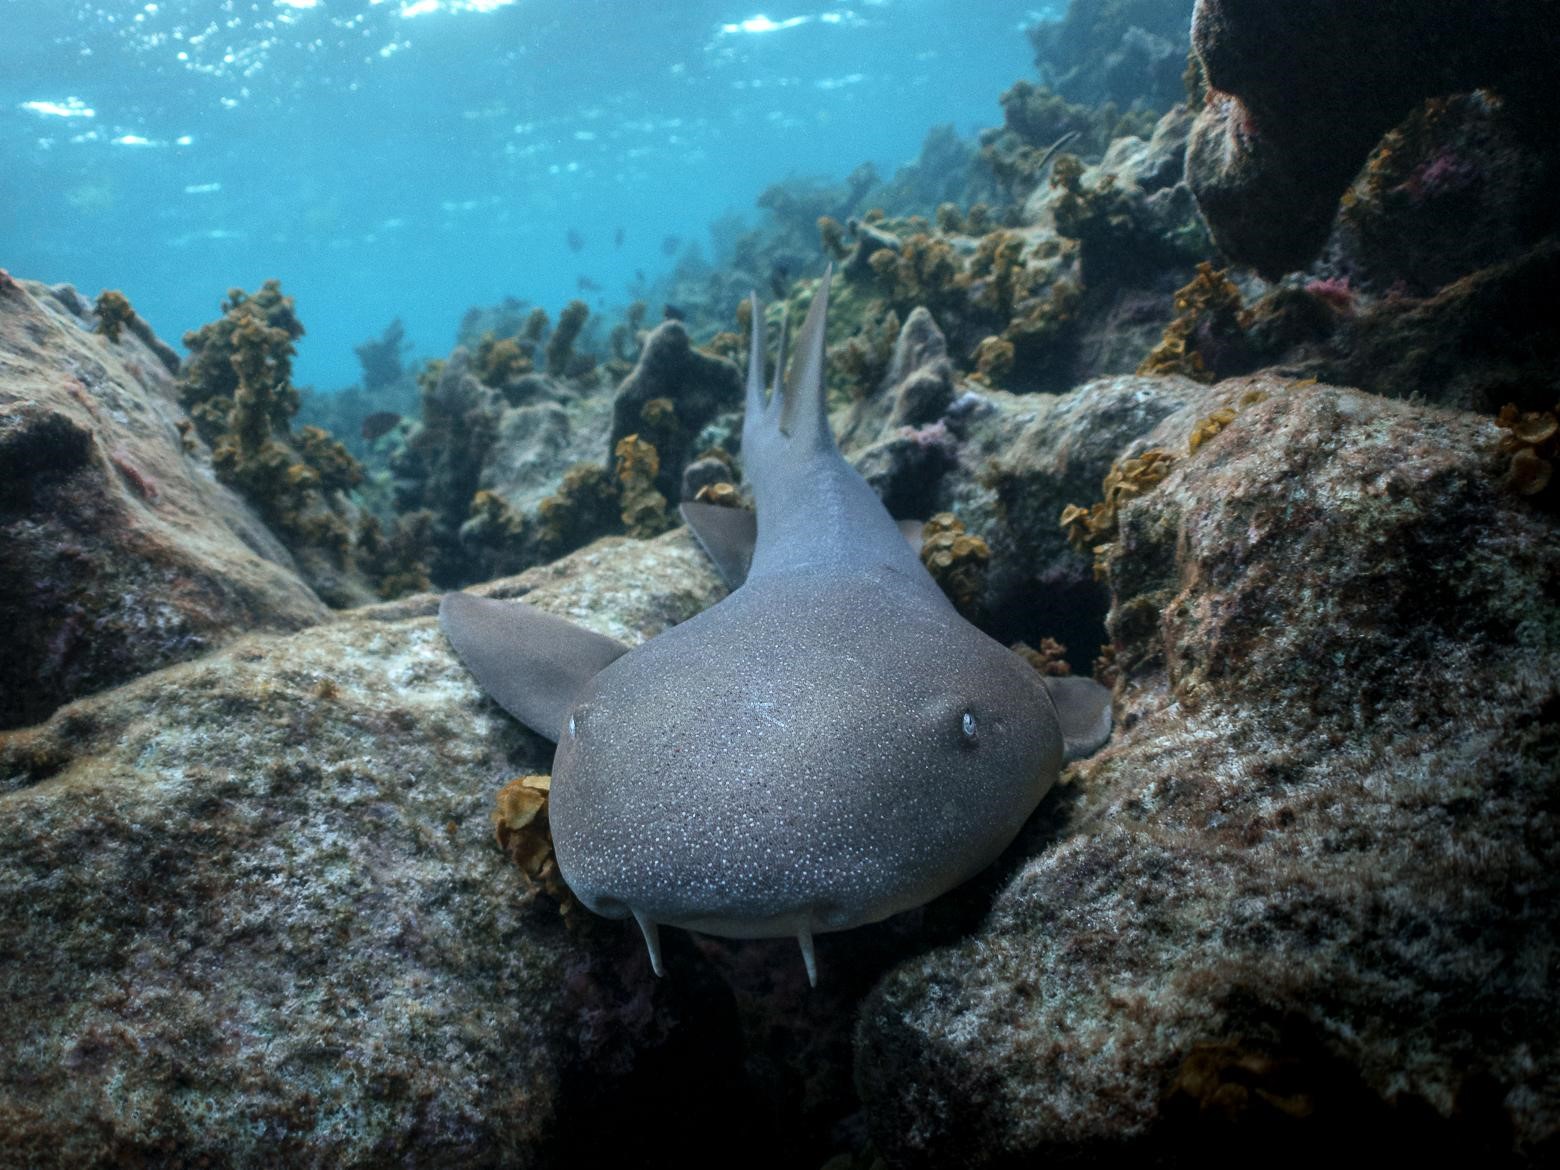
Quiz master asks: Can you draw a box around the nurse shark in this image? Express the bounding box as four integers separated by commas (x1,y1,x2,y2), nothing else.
440,270,1111,983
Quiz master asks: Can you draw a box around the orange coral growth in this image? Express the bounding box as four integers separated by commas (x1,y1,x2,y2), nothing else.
1495,402,1559,496
920,512,991,614
1061,449,1176,580
493,775,575,915
1011,638,1071,677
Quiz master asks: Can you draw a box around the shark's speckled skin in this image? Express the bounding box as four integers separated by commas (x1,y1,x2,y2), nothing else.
440,271,1110,982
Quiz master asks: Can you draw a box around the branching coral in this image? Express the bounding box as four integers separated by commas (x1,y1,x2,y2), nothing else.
546,299,590,376
93,289,135,343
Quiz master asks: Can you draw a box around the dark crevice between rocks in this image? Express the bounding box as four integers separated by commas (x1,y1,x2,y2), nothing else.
985,574,1112,676
0,405,96,514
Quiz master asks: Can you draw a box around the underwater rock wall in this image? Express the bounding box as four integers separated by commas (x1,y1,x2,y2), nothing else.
1186,0,1560,277
856,378,1560,1165
0,274,328,730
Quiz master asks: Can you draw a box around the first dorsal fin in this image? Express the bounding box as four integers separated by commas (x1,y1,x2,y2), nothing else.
778,265,832,442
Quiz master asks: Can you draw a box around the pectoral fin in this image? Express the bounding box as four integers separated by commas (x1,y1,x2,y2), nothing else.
439,592,629,741
680,501,757,591
1043,675,1113,761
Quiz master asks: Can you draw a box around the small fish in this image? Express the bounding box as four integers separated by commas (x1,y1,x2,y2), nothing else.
577,275,602,293
440,270,1111,985
566,228,585,253
614,226,625,249
360,411,402,442
661,234,681,257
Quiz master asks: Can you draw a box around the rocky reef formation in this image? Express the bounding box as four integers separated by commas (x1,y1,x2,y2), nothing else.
1029,0,1195,111
4,356,1552,1165
1186,0,1560,277
0,530,769,1167
607,318,743,503
0,273,327,730
5,3,1559,1162
856,378,1559,1166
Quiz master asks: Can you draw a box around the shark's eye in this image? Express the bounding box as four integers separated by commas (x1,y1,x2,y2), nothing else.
961,710,978,741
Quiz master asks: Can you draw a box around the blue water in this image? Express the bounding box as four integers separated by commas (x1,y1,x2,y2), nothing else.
1,1,1047,388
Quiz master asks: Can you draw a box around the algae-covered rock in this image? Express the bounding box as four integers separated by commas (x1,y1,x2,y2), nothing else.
0,526,741,1168
856,379,1560,1166
843,367,1214,661
0,273,328,731
1186,0,1560,277
609,319,742,504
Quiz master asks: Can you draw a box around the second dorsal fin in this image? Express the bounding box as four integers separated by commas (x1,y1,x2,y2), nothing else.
679,501,757,591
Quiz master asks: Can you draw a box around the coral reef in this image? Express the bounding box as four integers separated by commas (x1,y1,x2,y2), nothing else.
91,288,134,343
918,512,990,615
177,282,406,606
353,317,410,393
1137,261,1252,380
1495,400,1560,501
546,298,592,376
614,434,671,539
608,319,742,504
1028,0,1196,111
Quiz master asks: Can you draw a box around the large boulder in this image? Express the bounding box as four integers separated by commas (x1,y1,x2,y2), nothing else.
0,274,328,730
0,526,750,1167
856,378,1560,1165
